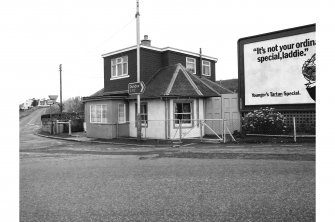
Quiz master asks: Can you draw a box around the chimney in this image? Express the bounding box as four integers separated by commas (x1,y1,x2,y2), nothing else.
141,35,151,46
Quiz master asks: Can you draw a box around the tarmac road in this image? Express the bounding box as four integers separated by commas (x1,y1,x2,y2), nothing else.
20,107,70,150
20,108,315,222
20,154,315,222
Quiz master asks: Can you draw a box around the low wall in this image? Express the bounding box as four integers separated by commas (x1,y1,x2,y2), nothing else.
41,119,64,134
41,112,84,134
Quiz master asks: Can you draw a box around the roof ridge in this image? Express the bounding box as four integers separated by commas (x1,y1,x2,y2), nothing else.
164,65,181,95
179,65,203,96
191,75,221,96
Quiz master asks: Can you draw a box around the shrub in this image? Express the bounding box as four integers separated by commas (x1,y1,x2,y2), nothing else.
242,107,287,135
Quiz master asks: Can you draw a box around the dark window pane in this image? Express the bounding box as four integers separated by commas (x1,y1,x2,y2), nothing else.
175,103,182,113
182,103,191,113
175,114,182,120
182,114,191,121
141,104,147,114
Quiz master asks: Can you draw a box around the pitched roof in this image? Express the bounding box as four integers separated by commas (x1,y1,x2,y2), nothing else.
85,64,234,102
130,63,233,99
216,79,238,93
90,88,104,97
199,77,234,94
82,88,127,102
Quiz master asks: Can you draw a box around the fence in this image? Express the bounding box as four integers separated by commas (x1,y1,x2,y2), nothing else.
41,112,84,134
114,119,240,143
243,115,315,142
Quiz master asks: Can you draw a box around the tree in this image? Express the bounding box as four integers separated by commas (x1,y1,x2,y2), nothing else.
63,96,84,113
31,99,39,107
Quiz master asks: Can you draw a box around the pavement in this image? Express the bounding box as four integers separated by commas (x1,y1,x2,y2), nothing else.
32,131,316,161
35,130,315,147
35,131,178,147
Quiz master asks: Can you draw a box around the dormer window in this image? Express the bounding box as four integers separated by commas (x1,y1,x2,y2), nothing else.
202,60,211,76
111,56,128,79
186,57,196,74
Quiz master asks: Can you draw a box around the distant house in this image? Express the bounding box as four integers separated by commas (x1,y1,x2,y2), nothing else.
38,98,50,107
83,36,239,139
20,99,33,110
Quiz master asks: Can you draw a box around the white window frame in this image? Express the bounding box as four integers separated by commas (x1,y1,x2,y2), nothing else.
111,56,129,80
118,103,126,124
90,104,107,123
202,60,211,76
186,57,196,74
173,101,193,128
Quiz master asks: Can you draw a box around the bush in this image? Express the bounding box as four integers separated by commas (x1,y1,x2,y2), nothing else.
242,107,287,135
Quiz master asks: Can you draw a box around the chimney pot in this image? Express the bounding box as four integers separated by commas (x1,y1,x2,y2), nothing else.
141,35,151,46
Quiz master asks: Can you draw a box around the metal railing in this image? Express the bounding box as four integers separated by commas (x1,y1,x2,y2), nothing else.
114,119,240,143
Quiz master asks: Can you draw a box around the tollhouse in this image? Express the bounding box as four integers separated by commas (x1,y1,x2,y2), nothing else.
83,36,239,140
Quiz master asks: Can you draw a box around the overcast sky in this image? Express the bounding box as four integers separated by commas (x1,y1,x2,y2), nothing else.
0,0,328,103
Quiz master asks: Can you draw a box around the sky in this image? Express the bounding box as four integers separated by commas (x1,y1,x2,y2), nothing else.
0,0,330,104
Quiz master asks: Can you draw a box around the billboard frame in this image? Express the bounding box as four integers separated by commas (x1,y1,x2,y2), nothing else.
238,24,316,112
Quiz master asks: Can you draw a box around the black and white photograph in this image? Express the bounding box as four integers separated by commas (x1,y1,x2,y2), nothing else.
1,0,334,221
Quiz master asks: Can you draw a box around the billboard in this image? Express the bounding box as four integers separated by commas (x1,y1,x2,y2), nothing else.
238,24,315,111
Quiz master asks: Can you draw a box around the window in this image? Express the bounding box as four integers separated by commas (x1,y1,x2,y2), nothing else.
174,102,192,127
118,104,126,123
135,102,148,127
186,57,196,74
111,56,128,79
90,104,107,123
202,60,211,76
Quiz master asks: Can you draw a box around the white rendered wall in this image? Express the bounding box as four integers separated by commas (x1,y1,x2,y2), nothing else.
129,99,166,139
169,98,204,139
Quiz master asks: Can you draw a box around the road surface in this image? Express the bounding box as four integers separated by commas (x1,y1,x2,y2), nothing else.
20,108,69,151
20,108,315,222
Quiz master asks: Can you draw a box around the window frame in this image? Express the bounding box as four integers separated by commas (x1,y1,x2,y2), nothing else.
135,102,148,128
111,56,129,80
202,60,211,76
118,103,126,124
186,57,196,74
173,100,193,128
90,104,107,124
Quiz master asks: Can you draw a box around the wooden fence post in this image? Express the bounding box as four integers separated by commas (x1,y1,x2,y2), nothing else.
293,117,297,142
179,120,182,143
69,120,72,135
200,120,203,142
223,120,226,143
